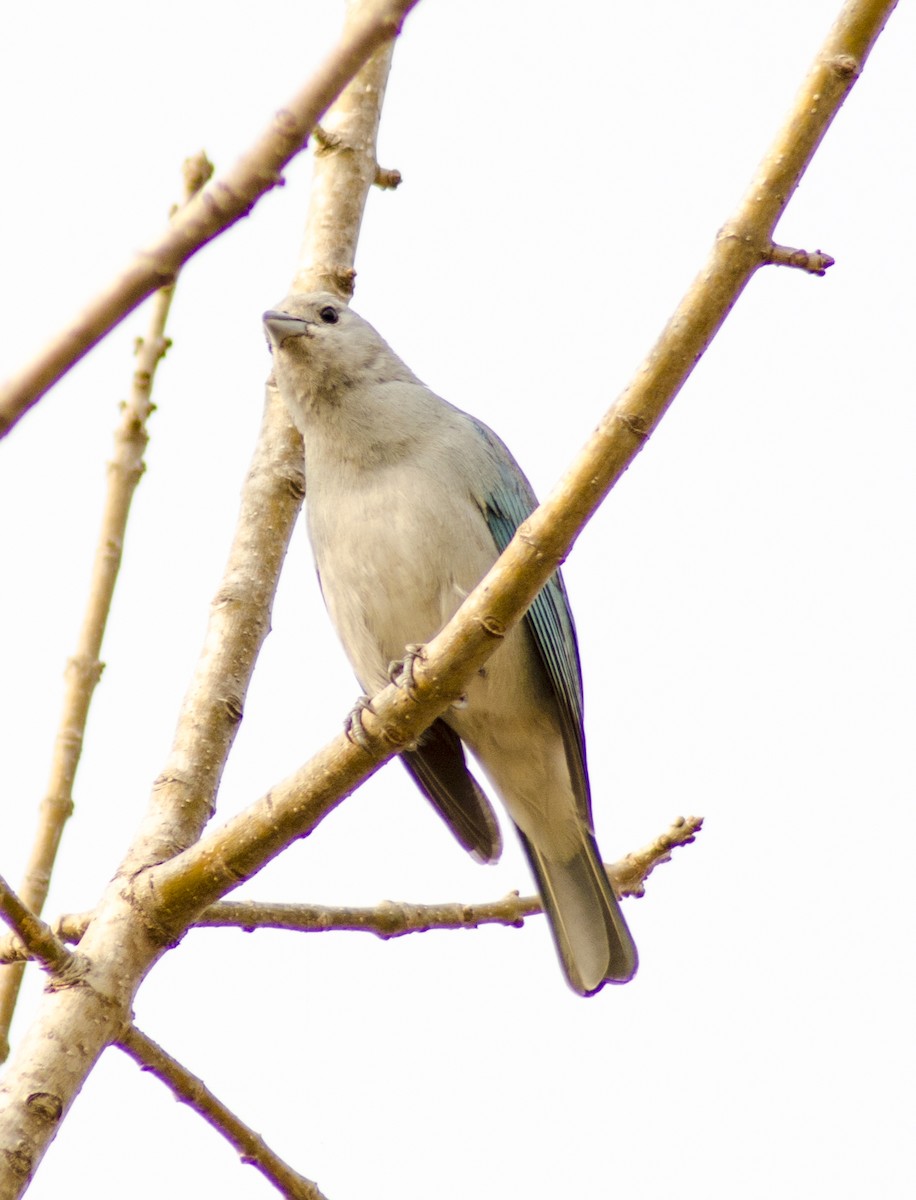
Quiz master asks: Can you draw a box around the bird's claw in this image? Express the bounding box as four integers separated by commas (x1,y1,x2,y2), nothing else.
344,695,375,751
387,643,426,698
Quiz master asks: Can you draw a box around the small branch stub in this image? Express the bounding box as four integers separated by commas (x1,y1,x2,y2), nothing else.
374,165,402,189
767,242,836,275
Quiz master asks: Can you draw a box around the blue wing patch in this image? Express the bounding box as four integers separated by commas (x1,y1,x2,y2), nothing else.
472,420,590,809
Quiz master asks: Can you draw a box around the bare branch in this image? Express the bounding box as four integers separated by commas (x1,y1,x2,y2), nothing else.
0,914,90,964
0,4,402,1189
0,156,213,1062
610,816,704,899
0,816,702,960
119,1027,328,1200
119,22,399,880
767,242,836,275
0,878,75,978
0,0,419,438
145,0,895,936
0,2,898,1191
190,817,703,937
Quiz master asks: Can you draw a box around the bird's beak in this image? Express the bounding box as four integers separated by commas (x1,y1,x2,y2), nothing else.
263,311,312,348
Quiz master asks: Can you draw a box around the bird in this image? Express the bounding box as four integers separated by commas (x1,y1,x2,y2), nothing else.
263,293,637,994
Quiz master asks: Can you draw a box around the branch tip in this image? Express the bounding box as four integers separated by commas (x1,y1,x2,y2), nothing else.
767,242,835,275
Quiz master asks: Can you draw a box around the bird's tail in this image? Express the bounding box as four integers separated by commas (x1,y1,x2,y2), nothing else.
519,829,638,995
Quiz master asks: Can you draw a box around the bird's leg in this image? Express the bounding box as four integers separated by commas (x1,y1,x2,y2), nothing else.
387,643,426,699
344,695,375,751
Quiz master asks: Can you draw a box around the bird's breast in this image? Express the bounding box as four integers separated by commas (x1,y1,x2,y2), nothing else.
306,458,496,693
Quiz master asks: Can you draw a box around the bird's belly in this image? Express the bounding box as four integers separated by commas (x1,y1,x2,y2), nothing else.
308,475,496,692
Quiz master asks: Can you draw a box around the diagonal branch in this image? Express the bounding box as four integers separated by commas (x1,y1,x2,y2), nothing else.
0,155,213,1063
0,0,419,439
0,3,898,1194
118,1027,328,1200
145,0,896,936
0,877,75,979
118,17,400,881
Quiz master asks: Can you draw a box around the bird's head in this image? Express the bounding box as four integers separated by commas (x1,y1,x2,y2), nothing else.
263,292,416,430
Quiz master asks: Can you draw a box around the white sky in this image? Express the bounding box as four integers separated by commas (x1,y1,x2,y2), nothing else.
1,2,914,1197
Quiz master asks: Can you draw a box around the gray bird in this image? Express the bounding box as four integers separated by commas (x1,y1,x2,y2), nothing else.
263,294,637,994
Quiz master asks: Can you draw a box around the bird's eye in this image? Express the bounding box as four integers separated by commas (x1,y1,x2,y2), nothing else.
318,306,339,324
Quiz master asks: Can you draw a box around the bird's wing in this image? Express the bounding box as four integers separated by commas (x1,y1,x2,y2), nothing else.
472,420,590,813
401,720,502,863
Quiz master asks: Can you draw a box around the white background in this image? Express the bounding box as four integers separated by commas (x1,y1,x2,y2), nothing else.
1,2,914,1196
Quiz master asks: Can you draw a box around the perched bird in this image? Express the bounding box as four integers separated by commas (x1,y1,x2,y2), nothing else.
263,294,637,994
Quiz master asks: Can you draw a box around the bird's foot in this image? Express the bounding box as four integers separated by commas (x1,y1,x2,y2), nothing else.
387,643,426,699
344,695,375,751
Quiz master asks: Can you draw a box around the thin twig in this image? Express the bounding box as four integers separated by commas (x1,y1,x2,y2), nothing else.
119,1027,329,1200
0,156,213,1064
767,242,836,275
0,913,91,964
0,0,419,438
610,816,704,898
0,817,702,960
195,817,703,936
0,876,75,977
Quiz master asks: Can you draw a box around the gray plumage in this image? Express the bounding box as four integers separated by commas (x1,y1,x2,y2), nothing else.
263,293,637,994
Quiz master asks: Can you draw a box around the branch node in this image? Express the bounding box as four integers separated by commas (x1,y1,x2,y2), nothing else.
479,615,506,638
374,165,402,190
828,53,859,79
614,408,653,442
312,123,343,154
65,654,104,687
182,151,215,199
303,264,357,298
25,1093,63,1125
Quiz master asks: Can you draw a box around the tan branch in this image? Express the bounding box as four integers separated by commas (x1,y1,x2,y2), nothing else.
0,2,897,1192
0,878,75,978
610,816,704,898
0,816,701,964
0,156,213,1063
373,164,402,189
145,0,894,935
767,242,836,275
193,817,703,936
119,24,398,880
0,0,419,438
0,914,89,964
118,1027,328,1200
0,4,402,1191
0,818,700,960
